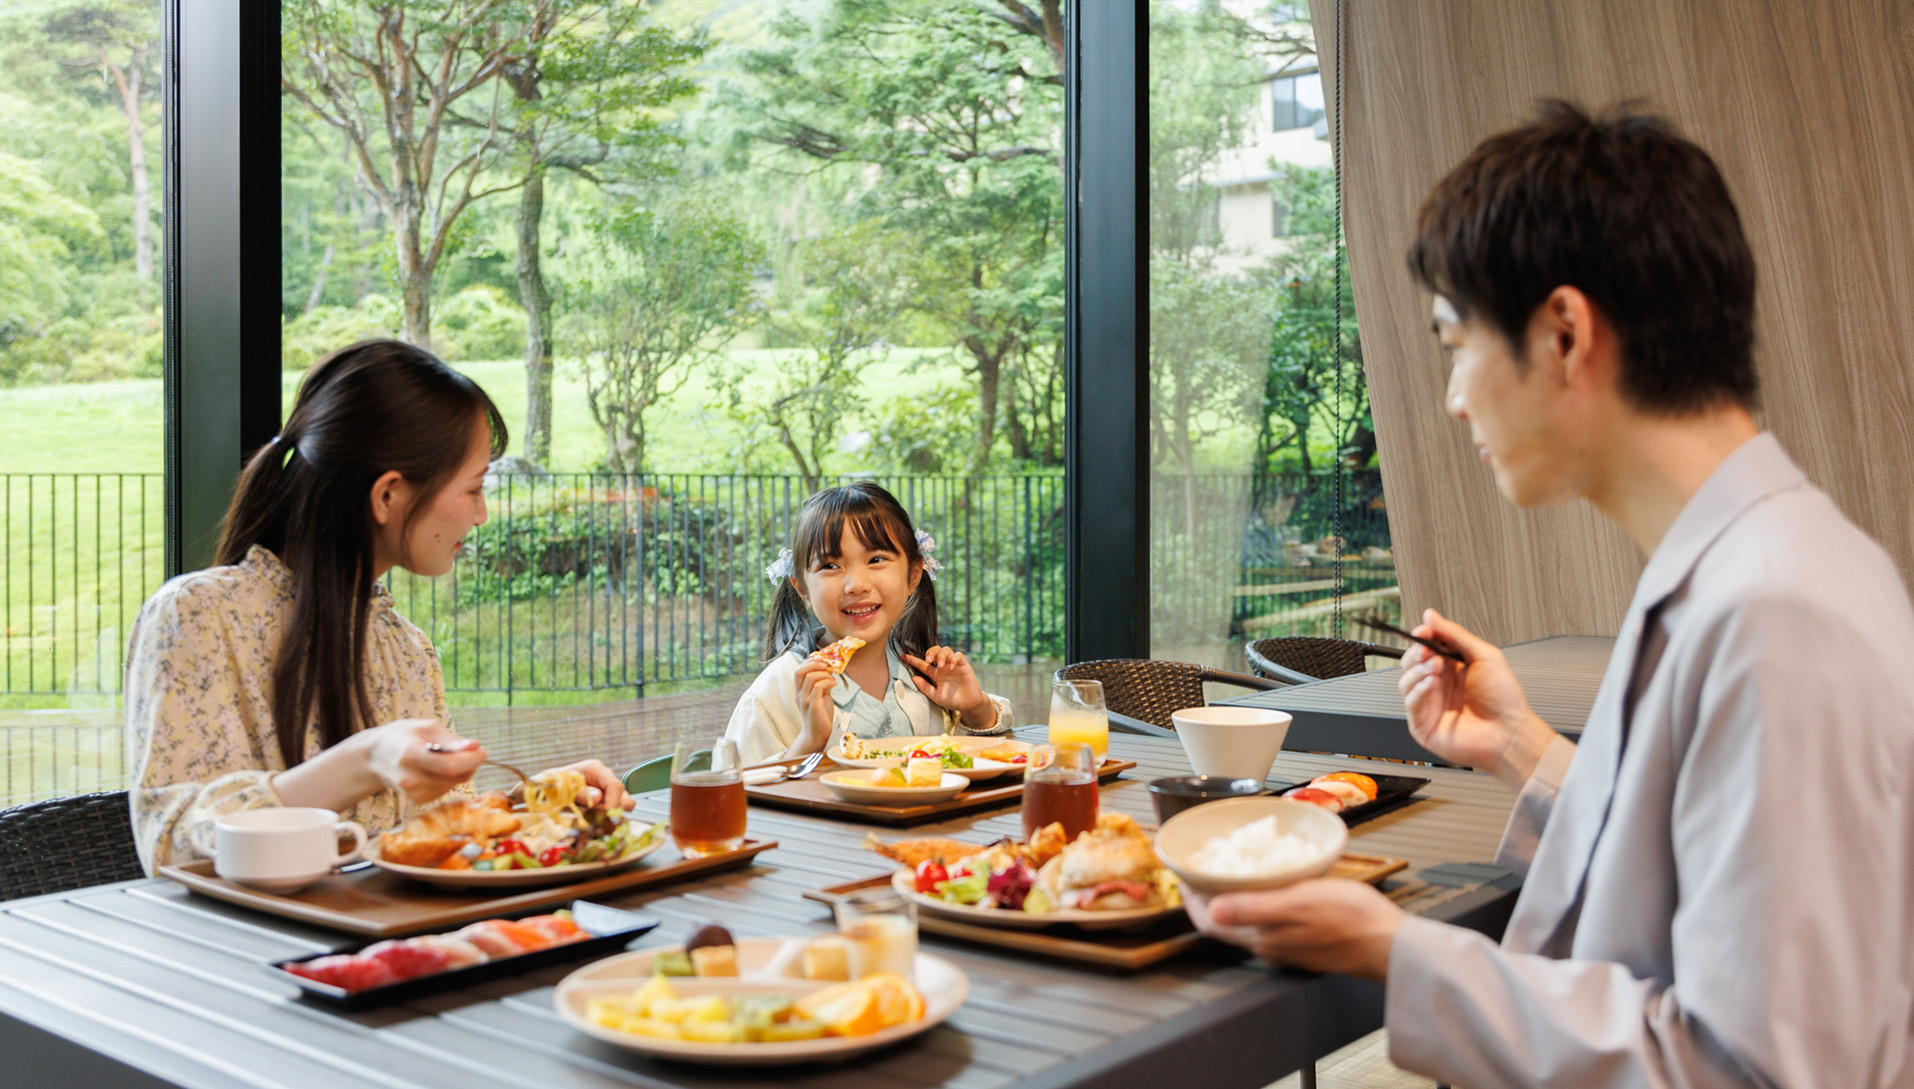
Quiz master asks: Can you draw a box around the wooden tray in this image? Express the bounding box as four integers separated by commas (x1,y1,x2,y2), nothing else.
159,838,776,938
802,852,1407,971
747,758,1136,826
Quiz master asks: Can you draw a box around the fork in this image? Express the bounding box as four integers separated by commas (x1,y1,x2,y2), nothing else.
424,741,535,789
775,752,825,782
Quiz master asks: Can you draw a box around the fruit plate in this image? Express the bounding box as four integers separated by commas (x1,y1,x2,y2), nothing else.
268,901,659,1011
818,770,968,806
363,823,667,888
554,937,967,1065
887,868,1182,932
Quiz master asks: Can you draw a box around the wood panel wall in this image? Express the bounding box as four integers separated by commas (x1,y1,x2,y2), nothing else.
1309,0,1914,644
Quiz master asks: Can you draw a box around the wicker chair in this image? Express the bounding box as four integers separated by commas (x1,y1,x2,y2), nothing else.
1243,636,1403,686
0,790,145,902
1053,659,1281,735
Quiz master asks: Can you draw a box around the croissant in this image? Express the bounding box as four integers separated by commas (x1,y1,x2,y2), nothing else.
377,793,522,867
863,832,988,869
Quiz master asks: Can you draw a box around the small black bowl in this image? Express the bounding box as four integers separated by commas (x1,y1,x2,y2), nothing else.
1147,775,1266,823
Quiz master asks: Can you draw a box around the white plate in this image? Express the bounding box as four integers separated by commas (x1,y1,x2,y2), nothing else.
826,754,1019,783
825,734,1000,769
364,826,665,888
818,770,968,806
554,937,967,1065
888,868,1182,931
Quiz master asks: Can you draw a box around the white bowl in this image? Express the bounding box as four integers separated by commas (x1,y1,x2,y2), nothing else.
1170,706,1292,782
819,769,969,806
1153,796,1346,895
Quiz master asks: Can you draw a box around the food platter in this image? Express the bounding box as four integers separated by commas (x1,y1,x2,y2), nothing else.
554,937,968,1065
364,827,666,888
887,868,1181,932
818,770,968,807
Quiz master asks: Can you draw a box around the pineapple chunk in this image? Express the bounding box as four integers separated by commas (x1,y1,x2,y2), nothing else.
679,994,731,1023
761,1019,828,1042
624,1017,683,1040
679,1019,747,1044
631,974,679,1016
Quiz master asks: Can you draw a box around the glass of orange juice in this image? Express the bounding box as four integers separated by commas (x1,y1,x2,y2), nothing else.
1049,679,1109,760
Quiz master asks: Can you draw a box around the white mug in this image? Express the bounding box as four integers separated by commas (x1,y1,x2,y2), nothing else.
215,807,366,894
1171,706,1293,782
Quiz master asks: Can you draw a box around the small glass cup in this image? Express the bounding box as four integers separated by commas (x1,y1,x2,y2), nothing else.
1022,740,1100,842
834,886,918,980
668,737,746,858
1049,679,1110,760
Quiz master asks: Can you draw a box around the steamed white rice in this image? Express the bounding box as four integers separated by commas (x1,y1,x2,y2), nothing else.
1189,815,1317,877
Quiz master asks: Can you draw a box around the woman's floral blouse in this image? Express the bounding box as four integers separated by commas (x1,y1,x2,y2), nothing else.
124,545,452,873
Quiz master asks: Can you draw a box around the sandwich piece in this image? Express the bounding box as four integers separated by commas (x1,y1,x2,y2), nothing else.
1035,818,1171,912
810,636,866,676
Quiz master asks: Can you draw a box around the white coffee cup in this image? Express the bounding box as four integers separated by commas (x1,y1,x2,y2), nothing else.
1171,706,1293,782
215,807,366,894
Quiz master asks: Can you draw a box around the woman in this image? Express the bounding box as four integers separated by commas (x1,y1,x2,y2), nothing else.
126,339,627,872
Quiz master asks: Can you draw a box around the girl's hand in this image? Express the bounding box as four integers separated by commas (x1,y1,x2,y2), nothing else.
793,657,838,751
903,646,994,730
364,719,487,805
1399,609,1557,788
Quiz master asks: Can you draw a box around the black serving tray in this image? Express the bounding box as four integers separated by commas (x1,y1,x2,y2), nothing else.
269,900,659,1010
1266,771,1430,828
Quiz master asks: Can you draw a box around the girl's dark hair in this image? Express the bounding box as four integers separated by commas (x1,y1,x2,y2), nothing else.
763,482,939,663
215,339,507,770
1407,99,1758,413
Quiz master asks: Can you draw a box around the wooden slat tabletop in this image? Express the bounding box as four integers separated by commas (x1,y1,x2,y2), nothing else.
0,732,1521,1089
1225,635,1614,761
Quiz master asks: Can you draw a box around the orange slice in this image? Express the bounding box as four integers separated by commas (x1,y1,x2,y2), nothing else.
794,980,887,1036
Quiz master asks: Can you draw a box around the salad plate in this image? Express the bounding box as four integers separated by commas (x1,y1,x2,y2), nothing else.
555,937,968,1065
887,867,1180,932
818,770,968,806
366,821,667,888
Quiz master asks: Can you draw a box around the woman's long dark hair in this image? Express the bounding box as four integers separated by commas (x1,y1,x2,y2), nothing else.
763,483,940,664
216,339,506,769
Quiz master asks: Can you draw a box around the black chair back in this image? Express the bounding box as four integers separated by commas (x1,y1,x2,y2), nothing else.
0,790,145,901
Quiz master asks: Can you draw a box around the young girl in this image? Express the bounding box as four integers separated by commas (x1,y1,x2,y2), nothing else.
723,483,1013,764
125,339,627,872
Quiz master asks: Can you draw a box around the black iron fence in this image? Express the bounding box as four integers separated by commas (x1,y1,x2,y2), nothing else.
1,469,1389,703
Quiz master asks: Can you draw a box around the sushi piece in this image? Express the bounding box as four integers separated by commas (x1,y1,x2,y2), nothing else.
1316,772,1379,800
457,918,548,957
409,934,489,970
285,954,399,992
1306,779,1370,809
1281,786,1344,812
360,940,450,982
517,913,586,945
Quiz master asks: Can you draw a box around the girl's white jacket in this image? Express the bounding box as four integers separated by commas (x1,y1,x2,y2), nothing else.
722,650,1013,765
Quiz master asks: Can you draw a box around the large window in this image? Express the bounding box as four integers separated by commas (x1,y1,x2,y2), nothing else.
1149,2,1391,672
0,0,165,801
278,0,1067,706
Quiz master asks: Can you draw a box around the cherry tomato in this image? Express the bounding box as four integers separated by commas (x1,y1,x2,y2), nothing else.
494,839,531,860
910,749,932,760
538,846,570,868
914,859,949,894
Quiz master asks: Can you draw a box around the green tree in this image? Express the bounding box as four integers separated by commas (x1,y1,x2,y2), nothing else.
720,0,1065,474
561,197,763,474
281,0,545,349
722,222,915,489
0,150,104,378
496,1,706,464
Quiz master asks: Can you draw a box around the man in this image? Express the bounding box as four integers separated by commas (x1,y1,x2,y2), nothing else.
1188,101,1914,1088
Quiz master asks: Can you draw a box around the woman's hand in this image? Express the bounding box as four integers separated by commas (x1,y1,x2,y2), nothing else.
541,759,632,812
1183,878,1404,981
904,646,994,730
1399,609,1557,788
362,719,488,804
792,657,838,753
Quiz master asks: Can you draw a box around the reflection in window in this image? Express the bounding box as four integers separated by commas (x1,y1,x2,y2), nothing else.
1272,198,1291,238
1271,71,1325,132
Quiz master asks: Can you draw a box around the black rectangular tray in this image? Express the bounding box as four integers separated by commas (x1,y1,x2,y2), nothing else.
1266,771,1429,827
268,900,659,1010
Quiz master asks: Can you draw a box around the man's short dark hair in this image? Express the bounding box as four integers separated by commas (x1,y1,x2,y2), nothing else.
1407,100,1758,413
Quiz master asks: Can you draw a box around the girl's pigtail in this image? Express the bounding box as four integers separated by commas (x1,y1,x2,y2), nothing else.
763,579,817,662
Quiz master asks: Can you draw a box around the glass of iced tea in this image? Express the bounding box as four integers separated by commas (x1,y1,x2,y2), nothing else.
669,737,746,858
834,886,918,980
1049,680,1110,760
1022,741,1099,843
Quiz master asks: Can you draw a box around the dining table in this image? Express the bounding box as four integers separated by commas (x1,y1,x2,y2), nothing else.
0,729,1525,1089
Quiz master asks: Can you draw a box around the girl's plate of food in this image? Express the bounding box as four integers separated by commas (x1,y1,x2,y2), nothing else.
554,928,968,1065
818,767,969,806
368,770,667,888
868,814,1184,931
826,732,1018,781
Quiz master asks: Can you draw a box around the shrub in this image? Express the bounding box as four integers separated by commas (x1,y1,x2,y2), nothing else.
281,295,404,369
436,285,526,362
